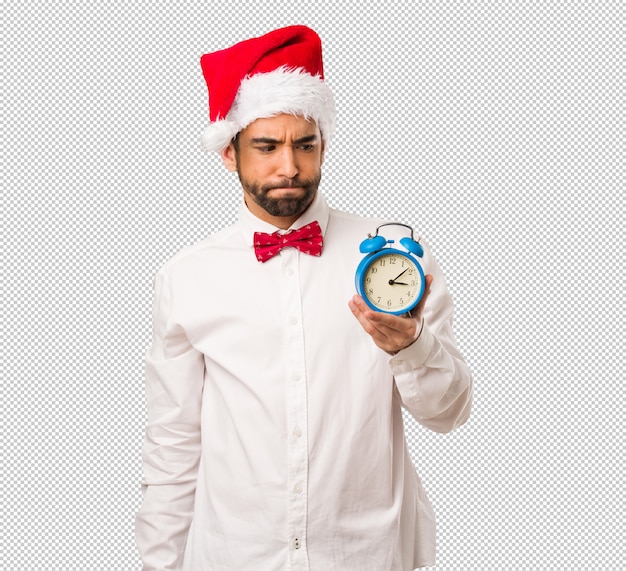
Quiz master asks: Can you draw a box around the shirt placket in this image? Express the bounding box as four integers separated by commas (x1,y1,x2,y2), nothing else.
280,248,310,570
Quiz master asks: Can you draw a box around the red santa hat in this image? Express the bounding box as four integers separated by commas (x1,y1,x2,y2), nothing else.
200,25,336,152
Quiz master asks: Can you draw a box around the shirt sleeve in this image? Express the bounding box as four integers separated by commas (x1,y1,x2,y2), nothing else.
135,268,205,570
389,244,473,433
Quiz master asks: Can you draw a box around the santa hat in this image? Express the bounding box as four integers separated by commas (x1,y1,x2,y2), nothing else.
200,25,336,152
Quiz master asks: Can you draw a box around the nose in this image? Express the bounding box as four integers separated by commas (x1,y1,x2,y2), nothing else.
276,148,299,179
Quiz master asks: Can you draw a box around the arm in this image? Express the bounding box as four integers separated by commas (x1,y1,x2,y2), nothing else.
135,269,205,570
349,244,473,433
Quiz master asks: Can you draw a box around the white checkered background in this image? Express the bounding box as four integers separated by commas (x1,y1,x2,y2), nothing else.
3,1,623,569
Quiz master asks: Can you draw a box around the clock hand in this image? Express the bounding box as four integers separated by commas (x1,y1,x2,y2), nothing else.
391,268,409,281
389,268,410,286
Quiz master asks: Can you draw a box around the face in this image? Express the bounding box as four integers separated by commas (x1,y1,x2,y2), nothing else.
221,114,325,228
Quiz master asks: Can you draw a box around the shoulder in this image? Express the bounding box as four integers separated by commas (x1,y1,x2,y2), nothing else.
157,223,242,279
326,205,437,260
327,206,386,236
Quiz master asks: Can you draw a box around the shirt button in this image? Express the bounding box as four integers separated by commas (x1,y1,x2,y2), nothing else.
293,372,302,381
289,317,298,326
286,268,295,277
294,538,301,550
294,427,302,437
294,484,303,494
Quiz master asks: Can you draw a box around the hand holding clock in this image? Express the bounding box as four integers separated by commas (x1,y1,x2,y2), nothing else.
349,274,433,354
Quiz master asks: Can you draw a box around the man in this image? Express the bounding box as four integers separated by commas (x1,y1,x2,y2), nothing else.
135,25,473,571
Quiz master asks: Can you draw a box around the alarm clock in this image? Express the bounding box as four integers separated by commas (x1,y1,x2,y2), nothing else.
355,223,426,315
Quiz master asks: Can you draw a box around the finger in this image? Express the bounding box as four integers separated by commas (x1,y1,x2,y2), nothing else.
349,296,387,338
349,296,401,329
349,296,419,348
350,295,417,334
365,319,418,353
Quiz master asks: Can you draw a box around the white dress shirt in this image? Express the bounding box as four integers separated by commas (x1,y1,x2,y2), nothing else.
135,192,473,570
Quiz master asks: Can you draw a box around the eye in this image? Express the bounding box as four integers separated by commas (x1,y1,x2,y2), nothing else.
297,144,315,152
258,145,276,153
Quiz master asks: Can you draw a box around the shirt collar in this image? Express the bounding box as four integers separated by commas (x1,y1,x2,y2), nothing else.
238,191,330,247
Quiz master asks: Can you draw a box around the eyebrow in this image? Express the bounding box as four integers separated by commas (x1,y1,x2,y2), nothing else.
250,134,319,145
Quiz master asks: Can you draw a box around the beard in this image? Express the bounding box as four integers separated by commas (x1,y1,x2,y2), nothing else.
238,171,321,219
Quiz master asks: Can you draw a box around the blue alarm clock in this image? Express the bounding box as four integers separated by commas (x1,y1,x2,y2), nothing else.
355,223,426,315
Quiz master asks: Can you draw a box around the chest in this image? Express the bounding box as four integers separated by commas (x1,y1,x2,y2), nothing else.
171,245,363,363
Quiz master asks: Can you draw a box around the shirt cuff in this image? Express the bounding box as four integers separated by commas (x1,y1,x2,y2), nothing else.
388,320,435,375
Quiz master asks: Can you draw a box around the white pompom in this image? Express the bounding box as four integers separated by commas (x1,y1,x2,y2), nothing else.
200,120,240,153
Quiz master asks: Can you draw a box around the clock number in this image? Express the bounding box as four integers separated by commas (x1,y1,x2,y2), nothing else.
371,267,378,274
379,259,386,267
387,299,392,307
390,257,397,265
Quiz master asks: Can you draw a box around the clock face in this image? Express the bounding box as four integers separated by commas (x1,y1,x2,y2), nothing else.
359,251,425,314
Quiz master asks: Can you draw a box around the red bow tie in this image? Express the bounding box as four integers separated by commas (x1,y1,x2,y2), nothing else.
254,221,324,262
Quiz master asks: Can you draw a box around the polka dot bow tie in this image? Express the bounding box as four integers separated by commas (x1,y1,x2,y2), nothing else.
253,221,324,263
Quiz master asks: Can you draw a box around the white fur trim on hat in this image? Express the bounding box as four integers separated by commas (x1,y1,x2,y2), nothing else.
201,67,336,153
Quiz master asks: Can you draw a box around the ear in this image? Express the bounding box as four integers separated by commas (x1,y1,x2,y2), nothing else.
221,143,238,172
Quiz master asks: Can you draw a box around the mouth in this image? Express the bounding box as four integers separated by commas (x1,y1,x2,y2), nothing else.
266,185,304,196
